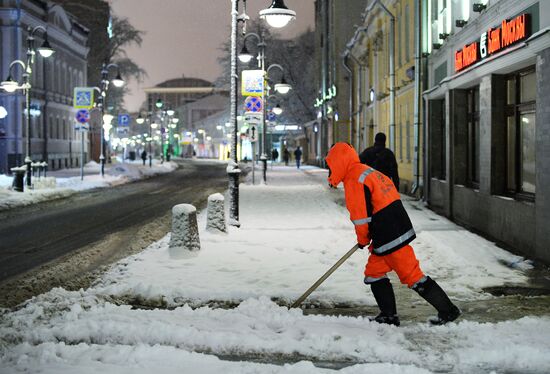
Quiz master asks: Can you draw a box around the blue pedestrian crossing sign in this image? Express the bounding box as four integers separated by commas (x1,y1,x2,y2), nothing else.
75,109,90,124
118,114,130,126
73,87,94,109
267,111,277,121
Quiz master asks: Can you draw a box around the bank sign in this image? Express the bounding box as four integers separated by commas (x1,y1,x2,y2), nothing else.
454,14,529,73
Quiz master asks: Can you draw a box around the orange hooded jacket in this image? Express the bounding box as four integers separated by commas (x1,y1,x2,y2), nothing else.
326,143,416,255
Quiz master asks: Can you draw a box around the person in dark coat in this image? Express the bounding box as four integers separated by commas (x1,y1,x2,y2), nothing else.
283,147,290,166
294,146,303,169
359,132,400,191
271,148,279,162
141,150,147,166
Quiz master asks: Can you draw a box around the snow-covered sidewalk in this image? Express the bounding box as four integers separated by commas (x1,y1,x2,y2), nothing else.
1,165,549,373
0,159,178,212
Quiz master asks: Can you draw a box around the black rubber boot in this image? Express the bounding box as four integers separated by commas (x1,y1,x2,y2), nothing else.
369,278,400,326
413,276,461,325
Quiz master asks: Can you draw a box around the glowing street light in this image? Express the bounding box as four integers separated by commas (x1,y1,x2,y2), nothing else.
136,115,145,125
274,77,292,94
259,0,296,29
238,44,254,63
272,104,283,115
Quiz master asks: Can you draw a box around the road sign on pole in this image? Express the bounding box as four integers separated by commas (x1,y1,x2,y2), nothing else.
118,114,130,126
244,97,263,113
73,87,94,109
249,125,258,142
74,123,90,131
244,112,262,124
241,70,264,97
76,109,90,124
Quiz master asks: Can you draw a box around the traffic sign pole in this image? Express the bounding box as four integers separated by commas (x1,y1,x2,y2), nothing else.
81,129,84,181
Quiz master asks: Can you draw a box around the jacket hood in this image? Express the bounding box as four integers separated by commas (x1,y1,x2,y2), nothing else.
325,142,361,186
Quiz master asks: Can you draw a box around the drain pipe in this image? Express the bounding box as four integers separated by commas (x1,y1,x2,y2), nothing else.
374,1,396,151
412,0,422,195
342,52,354,145
342,24,368,150
349,53,365,150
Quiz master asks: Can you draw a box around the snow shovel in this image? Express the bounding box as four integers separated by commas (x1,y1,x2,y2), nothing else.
290,244,360,309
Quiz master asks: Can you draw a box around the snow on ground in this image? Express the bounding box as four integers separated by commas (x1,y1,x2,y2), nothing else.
0,159,178,211
1,164,548,373
94,165,530,306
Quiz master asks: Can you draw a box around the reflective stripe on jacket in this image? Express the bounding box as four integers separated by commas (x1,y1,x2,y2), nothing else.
326,142,415,255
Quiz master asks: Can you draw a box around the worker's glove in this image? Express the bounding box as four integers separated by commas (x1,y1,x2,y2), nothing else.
357,242,367,249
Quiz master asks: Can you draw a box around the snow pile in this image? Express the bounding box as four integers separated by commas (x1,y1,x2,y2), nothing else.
206,193,226,232
1,290,549,373
169,204,201,256
1,165,548,373
0,160,178,211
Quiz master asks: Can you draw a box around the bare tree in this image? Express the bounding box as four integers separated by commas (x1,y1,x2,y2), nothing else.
216,20,316,125
104,16,147,112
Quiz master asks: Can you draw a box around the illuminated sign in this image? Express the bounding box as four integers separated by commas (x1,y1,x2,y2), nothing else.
313,85,337,108
455,13,529,73
241,70,264,97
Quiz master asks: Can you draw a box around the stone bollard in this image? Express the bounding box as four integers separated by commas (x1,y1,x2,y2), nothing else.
169,204,200,257
206,193,227,233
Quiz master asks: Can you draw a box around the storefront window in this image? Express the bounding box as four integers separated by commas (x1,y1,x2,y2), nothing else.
467,87,480,187
505,68,536,197
429,99,446,180
521,112,536,194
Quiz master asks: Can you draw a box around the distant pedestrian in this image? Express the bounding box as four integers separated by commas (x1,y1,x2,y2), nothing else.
294,146,302,169
141,150,147,166
283,147,290,166
271,148,279,162
359,132,400,191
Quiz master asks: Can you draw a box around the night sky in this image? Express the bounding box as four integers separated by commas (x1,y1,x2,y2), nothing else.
109,0,315,111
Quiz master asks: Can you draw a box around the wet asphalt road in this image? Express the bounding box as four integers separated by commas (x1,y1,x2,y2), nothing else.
0,160,228,282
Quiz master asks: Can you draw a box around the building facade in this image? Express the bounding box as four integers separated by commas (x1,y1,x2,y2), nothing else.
50,0,110,164
312,0,364,165
423,0,550,262
345,0,423,195
0,0,89,174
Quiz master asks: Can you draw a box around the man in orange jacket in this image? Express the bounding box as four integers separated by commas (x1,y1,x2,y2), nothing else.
325,142,460,326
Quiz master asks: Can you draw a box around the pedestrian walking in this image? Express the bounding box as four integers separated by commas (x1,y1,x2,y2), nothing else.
271,148,279,170
141,150,147,166
283,147,290,166
325,142,460,326
271,148,279,162
359,132,400,191
294,146,303,169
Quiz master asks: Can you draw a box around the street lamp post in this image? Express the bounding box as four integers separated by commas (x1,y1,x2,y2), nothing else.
136,112,153,167
228,0,296,226
229,0,241,227
239,31,268,183
98,63,124,177
24,27,55,186
171,117,180,157
263,63,291,182
1,26,55,187
150,119,159,167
